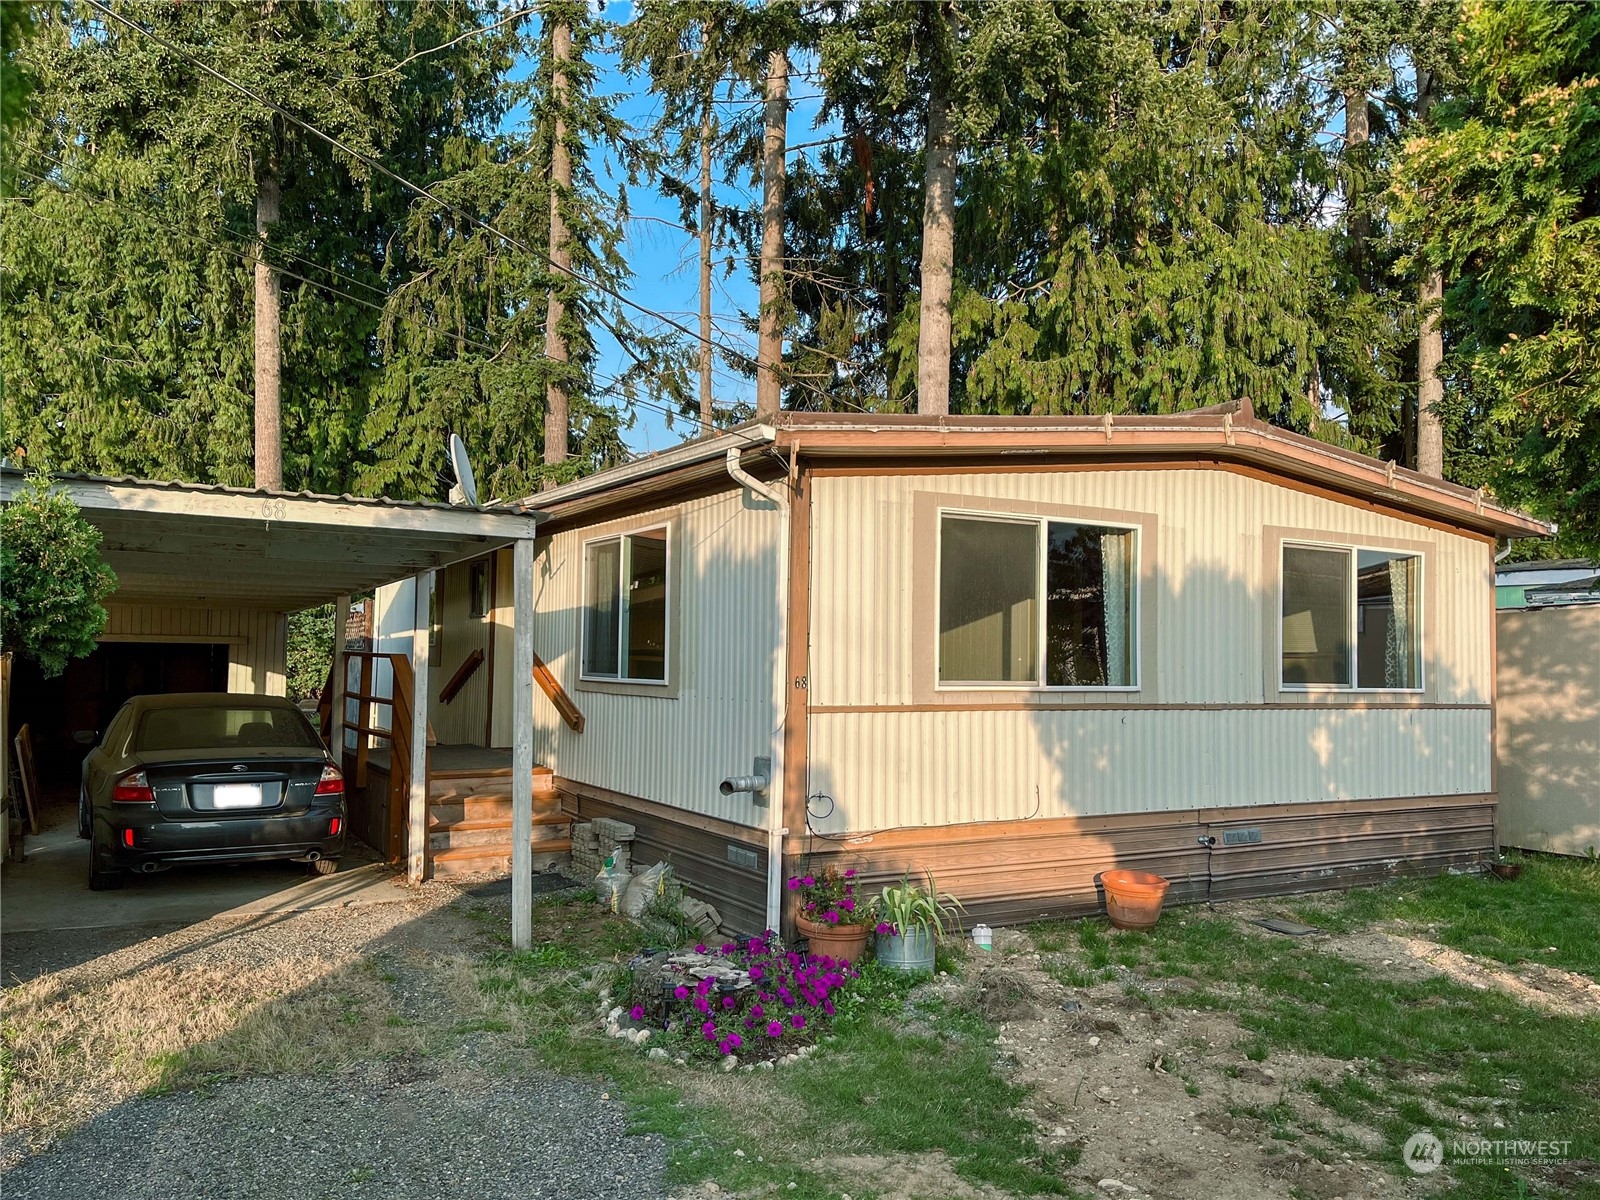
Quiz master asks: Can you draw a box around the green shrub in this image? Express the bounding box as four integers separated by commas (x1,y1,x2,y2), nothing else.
1,476,116,677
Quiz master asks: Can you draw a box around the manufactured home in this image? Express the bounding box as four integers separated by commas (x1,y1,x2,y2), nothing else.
383,401,1548,934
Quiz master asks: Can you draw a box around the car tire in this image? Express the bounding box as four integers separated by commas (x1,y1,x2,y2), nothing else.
78,791,91,840
309,857,339,876
87,835,124,891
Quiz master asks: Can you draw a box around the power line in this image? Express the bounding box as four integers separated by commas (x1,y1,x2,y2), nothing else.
81,0,852,413
11,169,742,441
29,146,393,301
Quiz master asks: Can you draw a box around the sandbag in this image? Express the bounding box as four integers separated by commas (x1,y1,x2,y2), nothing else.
595,852,631,910
620,861,673,920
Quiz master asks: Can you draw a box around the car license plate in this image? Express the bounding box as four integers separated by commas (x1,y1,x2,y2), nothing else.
213,783,264,809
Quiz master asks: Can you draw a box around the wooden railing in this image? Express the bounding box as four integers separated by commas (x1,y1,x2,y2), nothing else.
439,648,485,705
340,650,418,865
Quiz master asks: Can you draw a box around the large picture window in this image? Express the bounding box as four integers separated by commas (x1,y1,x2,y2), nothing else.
938,512,1137,688
582,527,669,683
1280,542,1420,690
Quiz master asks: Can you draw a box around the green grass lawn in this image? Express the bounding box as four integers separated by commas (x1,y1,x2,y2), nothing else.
1032,854,1600,1200
473,894,1078,1200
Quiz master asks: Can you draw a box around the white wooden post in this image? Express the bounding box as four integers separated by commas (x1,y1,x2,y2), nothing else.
330,594,349,763
408,570,434,883
512,537,536,949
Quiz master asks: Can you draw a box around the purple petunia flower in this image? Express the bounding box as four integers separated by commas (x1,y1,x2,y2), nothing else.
787,878,801,890
802,875,815,886
823,998,835,1016
673,985,689,1000
767,1020,783,1037
694,997,710,1014
749,966,764,981
844,868,856,878
841,897,855,912
791,1014,805,1030
630,1005,645,1021
702,1020,716,1039
695,943,708,954
825,910,841,925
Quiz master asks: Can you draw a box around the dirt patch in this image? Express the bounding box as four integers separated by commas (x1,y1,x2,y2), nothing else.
820,1152,1012,1200
930,929,1421,1200
1315,928,1600,1018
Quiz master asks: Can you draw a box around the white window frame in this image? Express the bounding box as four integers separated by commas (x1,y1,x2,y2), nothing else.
1277,539,1425,694
934,507,1142,692
580,523,672,686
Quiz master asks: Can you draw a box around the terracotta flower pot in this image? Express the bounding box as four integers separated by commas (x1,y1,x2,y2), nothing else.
1100,869,1171,931
796,913,871,964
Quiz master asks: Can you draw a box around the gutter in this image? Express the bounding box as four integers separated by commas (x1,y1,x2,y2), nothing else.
724,442,791,933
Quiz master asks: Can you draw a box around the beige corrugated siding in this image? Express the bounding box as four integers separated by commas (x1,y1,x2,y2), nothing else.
531,488,783,827
811,469,1491,707
806,707,1492,833
1497,605,1600,856
430,556,493,746
807,468,1493,832
100,602,287,695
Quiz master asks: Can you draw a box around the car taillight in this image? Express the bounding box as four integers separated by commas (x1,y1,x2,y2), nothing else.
112,770,155,803
314,765,344,796
329,817,342,837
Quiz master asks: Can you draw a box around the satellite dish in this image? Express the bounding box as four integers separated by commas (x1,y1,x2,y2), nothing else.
447,433,479,507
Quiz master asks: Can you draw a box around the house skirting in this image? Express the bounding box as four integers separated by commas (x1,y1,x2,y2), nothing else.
558,778,769,935
557,783,1493,933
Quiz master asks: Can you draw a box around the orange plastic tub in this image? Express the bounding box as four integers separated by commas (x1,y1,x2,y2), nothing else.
1100,869,1171,931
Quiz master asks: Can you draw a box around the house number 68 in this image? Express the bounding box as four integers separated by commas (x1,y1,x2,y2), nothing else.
261,499,286,520
793,676,807,690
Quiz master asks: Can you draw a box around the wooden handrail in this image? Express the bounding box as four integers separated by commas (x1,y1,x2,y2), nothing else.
534,652,585,734
439,648,485,705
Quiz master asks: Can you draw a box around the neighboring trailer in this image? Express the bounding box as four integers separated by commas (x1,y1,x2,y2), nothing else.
1497,604,1600,857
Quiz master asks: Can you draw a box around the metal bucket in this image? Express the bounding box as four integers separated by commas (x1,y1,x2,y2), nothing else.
875,926,935,974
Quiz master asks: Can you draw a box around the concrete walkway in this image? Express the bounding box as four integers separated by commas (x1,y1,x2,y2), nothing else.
1,807,411,935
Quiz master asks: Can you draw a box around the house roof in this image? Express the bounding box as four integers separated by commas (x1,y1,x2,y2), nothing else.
526,401,1552,540
1,468,541,611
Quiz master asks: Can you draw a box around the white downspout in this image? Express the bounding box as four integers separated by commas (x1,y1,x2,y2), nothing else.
726,443,790,933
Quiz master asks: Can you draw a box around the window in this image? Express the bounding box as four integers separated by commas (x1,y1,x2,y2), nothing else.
135,705,321,752
582,527,670,683
938,512,1137,688
1281,543,1420,690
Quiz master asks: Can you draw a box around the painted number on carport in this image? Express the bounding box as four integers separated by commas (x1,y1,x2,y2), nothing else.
793,676,807,689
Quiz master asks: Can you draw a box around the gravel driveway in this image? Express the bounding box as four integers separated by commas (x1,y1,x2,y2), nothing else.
3,1057,665,1200
1,874,667,1200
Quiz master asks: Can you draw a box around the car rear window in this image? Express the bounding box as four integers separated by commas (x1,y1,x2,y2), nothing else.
134,706,321,752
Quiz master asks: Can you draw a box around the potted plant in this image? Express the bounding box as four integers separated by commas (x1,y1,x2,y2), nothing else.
873,873,964,975
791,866,872,963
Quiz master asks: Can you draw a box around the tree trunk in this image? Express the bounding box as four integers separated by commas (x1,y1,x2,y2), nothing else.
699,108,715,436
1344,84,1370,277
1415,69,1445,478
543,19,572,476
917,4,958,417
253,171,282,491
755,47,787,420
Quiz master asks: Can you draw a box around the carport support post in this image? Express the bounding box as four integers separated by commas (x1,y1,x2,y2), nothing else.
511,537,536,950
330,594,349,762
408,571,434,883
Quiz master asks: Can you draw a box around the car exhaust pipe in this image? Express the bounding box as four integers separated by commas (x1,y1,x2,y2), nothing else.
305,850,321,862
140,861,163,873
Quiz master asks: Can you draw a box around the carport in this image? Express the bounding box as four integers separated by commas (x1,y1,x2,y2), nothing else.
2,468,548,946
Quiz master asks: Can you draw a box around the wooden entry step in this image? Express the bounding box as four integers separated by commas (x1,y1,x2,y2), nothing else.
428,813,570,851
430,840,572,878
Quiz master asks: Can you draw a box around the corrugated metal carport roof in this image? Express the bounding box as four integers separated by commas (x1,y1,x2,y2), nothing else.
1,468,541,610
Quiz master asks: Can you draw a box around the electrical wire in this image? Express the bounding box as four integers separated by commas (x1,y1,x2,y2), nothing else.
81,0,860,416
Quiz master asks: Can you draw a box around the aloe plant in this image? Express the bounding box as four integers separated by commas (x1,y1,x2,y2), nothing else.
873,873,965,940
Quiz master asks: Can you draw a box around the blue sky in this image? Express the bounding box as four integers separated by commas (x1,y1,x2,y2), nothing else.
502,7,832,457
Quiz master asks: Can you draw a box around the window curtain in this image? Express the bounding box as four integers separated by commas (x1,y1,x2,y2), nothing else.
1384,556,1412,688
1101,532,1129,686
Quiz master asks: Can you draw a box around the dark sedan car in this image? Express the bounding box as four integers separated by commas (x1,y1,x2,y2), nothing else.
80,693,346,891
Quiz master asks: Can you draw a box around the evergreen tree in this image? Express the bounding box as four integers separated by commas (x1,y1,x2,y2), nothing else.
1393,0,1600,550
